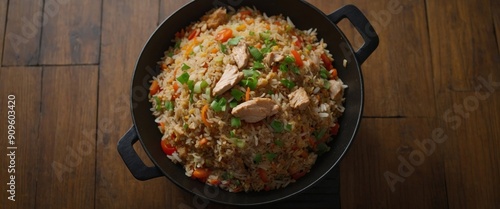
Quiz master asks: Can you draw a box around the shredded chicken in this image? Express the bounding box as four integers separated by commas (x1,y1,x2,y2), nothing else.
288,87,310,110
263,52,284,66
231,42,249,69
202,7,228,29
213,64,244,96
231,98,280,123
329,79,344,103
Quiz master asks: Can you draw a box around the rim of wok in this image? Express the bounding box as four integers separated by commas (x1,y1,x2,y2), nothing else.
129,0,366,206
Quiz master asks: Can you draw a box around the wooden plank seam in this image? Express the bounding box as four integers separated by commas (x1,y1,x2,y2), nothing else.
4,0,69,56
383,73,500,192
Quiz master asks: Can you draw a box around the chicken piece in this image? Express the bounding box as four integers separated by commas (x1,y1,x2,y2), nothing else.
202,7,227,29
329,79,344,103
288,87,310,110
231,41,249,69
263,52,284,66
231,98,280,123
213,64,244,96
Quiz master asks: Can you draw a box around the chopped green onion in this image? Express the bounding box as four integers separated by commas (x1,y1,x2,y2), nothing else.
220,43,228,54
227,36,243,45
231,89,245,101
319,67,329,79
252,61,265,69
167,51,174,57
229,100,238,108
323,79,331,89
306,44,313,50
291,65,300,74
284,56,295,64
230,130,236,138
249,31,255,36
210,97,227,112
181,63,191,71
279,63,288,72
174,40,181,49
177,72,190,84
241,77,258,90
183,123,188,130
253,154,262,163
187,80,195,91
265,153,277,161
315,128,328,140
231,117,241,128
242,69,260,78
280,79,296,89
248,46,263,61
235,139,245,148
194,80,208,94
271,120,284,133
259,31,271,40
285,123,292,131
164,100,174,111
315,143,330,155
274,140,284,147
154,96,162,111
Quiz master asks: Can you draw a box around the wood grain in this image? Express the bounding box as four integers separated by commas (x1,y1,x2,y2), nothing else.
0,67,42,209
427,0,500,92
39,0,101,65
0,0,7,66
35,66,98,208
158,0,192,24
309,0,436,117
2,0,43,66
493,0,500,51
96,1,171,208
437,90,500,209
340,118,449,209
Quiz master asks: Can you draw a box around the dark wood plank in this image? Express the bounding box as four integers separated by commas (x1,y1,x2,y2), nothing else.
309,0,436,117
340,118,448,209
158,0,191,24
427,0,500,92
493,0,500,51
2,0,43,66
436,90,500,209
39,0,101,65
35,66,98,208
96,1,172,208
0,0,7,66
0,67,42,209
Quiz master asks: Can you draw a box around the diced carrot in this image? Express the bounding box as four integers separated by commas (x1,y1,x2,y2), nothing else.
258,168,269,183
192,168,210,180
149,80,160,95
209,178,221,185
265,24,270,30
245,87,250,101
291,170,307,180
215,28,233,42
331,122,340,135
272,65,278,72
300,150,309,158
291,50,303,67
321,53,334,70
331,68,338,78
199,138,208,146
201,104,211,127
236,24,246,31
161,63,168,70
187,29,199,40
293,36,302,47
173,82,179,92
211,47,219,53
245,18,254,24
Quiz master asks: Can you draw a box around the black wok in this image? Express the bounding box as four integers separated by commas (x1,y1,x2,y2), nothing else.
117,0,378,206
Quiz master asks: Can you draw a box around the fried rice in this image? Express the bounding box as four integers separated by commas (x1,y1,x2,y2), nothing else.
149,7,345,192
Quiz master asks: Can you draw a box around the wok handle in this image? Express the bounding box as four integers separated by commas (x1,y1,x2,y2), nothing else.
327,5,379,65
117,126,163,180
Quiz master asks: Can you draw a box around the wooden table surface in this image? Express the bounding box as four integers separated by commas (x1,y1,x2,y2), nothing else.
1,0,499,208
